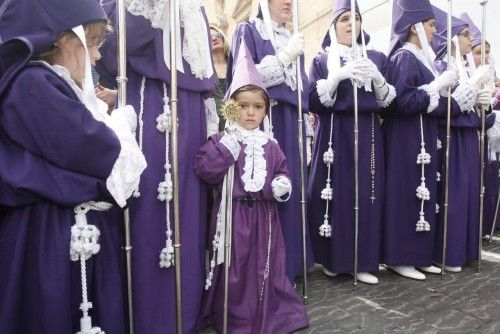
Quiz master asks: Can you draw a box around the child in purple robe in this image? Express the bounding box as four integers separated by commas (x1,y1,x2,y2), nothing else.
228,0,314,281
195,40,308,334
0,1,145,333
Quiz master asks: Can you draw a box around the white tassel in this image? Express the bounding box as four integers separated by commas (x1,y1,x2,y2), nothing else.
71,204,106,334
323,148,334,165
321,185,333,201
319,215,332,237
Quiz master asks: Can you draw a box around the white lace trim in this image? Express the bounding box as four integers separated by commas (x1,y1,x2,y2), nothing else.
316,79,336,107
255,55,286,88
204,97,219,137
234,124,269,192
126,0,168,30
487,111,500,153
376,83,396,108
452,83,479,112
419,84,440,113
105,105,147,208
220,134,241,161
252,17,298,91
180,1,213,79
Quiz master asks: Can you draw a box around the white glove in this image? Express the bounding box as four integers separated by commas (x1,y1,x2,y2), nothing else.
476,88,492,109
219,133,240,161
277,33,304,67
271,175,291,201
326,58,366,96
428,69,459,93
360,58,385,86
469,65,494,89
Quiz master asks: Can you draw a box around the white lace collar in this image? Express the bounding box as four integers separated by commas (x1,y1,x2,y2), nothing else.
234,123,268,193
326,43,364,61
402,42,438,77
34,61,85,101
252,17,290,40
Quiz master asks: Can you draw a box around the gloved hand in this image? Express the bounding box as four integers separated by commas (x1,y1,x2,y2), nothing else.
476,88,492,109
271,175,291,199
469,65,494,89
219,132,241,161
359,58,385,86
111,105,138,134
428,69,459,92
326,58,366,95
277,33,304,67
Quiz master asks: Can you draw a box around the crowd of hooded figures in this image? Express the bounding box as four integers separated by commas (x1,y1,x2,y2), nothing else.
1,0,500,333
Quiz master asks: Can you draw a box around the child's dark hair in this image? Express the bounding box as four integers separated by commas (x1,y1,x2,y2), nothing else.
232,84,270,112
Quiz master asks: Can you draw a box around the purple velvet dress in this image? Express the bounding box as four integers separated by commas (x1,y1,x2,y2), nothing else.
98,3,213,333
229,20,313,281
382,48,463,267
195,132,308,334
0,63,125,333
307,51,388,273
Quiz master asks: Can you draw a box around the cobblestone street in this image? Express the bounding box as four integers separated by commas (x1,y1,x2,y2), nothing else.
202,233,500,334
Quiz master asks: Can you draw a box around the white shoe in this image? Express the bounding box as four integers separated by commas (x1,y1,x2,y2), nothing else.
322,267,337,277
389,266,426,280
355,272,379,285
445,266,462,272
417,265,441,274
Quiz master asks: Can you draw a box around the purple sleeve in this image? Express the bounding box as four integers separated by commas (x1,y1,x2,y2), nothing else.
308,53,331,116
1,67,120,177
194,134,237,185
386,51,432,116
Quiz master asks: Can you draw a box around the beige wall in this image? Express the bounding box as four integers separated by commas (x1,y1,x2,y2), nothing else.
204,0,333,71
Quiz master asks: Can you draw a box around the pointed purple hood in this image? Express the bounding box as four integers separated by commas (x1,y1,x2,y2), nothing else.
388,0,435,57
430,5,468,60
0,0,106,97
459,12,483,49
226,37,269,102
321,0,370,50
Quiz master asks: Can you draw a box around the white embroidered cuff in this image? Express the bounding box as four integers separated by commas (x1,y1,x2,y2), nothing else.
375,83,396,108
452,83,479,112
256,55,286,88
271,175,292,202
204,97,219,137
105,105,147,208
317,79,337,107
419,84,440,113
220,134,241,161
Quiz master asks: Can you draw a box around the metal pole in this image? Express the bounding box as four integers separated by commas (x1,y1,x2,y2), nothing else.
441,0,453,278
116,1,134,332
292,0,308,304
169,0,183,332
222,161,235,334
478,0,489,272
350,0,359,290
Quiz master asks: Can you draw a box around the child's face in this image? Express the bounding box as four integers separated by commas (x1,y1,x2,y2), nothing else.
235,90,267,130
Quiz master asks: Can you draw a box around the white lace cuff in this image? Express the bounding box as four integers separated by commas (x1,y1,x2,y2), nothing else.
256,55,286,88
220,134,240,161
487,111,500,153
271,175,292,202
204,97,219,138
375,83,396,108
317,79,337,107
452,83,479,112
419,84,440,113
105,105,147,208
